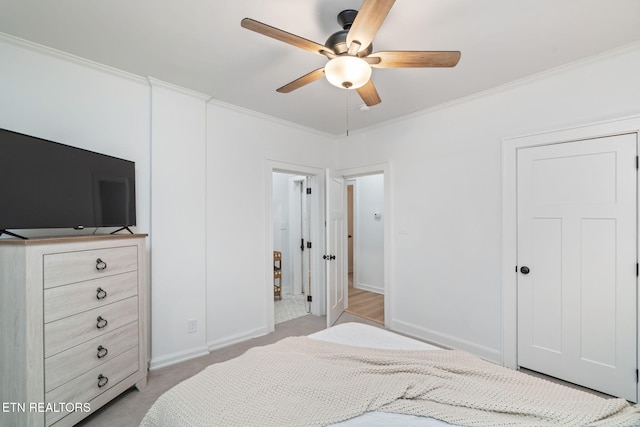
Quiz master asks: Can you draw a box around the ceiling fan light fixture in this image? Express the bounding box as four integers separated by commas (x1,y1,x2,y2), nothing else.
324,56,372,90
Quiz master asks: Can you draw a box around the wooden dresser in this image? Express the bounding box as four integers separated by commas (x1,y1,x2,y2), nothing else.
0,234,148,426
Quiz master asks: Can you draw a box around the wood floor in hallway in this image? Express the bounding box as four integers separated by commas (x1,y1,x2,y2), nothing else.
346,284,384,324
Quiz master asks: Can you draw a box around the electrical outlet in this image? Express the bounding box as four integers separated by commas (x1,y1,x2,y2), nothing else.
187,319,197,334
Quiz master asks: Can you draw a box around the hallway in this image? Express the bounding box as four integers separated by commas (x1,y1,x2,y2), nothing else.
345,274,384,324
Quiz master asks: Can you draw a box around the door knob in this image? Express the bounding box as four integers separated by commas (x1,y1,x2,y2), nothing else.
520,266,530,275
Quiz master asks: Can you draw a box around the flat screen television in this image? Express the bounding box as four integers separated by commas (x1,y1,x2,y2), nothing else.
0,128,136,238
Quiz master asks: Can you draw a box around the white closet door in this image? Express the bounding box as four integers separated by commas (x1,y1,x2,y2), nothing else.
517,133,637,401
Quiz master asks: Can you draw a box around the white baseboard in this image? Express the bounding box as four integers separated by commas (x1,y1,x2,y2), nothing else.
207,325,269,352
149,325,271,370
149,346,210,370
389,318,502,364
355,282,384,294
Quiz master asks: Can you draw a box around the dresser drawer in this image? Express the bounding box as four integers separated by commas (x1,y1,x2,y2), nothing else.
44,297,138,358
45,346,139,426
44,245,138,289
44,271,138,323
45,322,139,392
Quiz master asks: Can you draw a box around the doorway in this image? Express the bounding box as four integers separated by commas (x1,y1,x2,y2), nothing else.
344,174,385,324
266,161,325,334
272,172,312,324
267,162,391,331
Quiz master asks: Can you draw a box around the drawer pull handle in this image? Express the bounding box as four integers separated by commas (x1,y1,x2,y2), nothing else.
96,287,107,300
96,316,108,329
97,345,109,359
97,374,109,388
96,258,107,271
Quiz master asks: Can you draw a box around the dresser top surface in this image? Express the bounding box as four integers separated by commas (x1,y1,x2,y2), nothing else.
0,233,148,246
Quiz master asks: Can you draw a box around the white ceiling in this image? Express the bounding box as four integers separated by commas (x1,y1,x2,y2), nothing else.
1,0,640,135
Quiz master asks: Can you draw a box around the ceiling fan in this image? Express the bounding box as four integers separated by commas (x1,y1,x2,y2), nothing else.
241,0,461,107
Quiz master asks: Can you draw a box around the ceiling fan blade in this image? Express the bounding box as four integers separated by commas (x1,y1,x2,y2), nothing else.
369,51,461,68
241,18,334,57
356,79,382,106
347,0,396,55
276,68,326,93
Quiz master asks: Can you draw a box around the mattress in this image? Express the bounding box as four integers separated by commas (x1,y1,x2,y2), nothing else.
309,323,453,427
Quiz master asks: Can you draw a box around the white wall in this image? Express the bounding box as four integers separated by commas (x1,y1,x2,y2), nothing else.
148,80,210,368
0,35,335,367
335,43,640,362
0,37,151,239
5,32,640,367
205,102,333,349
353,174,384,294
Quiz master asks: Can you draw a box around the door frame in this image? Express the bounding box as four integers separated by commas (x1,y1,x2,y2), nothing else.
337,162,391,328
266,160,325,333
288,176,308,295
501,115,640,398
347,180,356,277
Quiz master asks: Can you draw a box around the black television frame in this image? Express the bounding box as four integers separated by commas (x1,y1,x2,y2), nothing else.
0,128,136,239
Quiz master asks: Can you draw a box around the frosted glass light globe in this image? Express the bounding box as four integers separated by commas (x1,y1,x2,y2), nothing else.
324,56,372,90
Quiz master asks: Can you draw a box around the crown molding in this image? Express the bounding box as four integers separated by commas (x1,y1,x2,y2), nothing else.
344,40,640,138
0,32,334,140
0,32,148,86
146,77,211,101
206,98,336,140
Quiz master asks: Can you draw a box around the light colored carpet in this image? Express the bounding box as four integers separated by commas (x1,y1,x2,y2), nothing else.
76,312,381,427
274,292,309,324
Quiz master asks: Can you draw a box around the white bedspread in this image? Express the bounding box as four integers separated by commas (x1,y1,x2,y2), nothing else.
140,325,640,427
312,324,453,426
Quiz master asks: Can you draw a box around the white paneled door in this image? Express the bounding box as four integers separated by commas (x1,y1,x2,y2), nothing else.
517,134,637,402
326,169,347,327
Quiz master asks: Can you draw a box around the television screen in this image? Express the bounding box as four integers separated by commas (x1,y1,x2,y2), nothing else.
0,128,136,233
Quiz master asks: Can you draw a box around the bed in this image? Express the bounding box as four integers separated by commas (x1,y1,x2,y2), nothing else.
141,322,640,427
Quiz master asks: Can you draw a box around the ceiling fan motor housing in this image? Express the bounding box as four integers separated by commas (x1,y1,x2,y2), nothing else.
337,9,358,29
325,9,372,57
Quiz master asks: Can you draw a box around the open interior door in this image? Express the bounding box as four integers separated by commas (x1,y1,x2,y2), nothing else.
325,169,347,326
